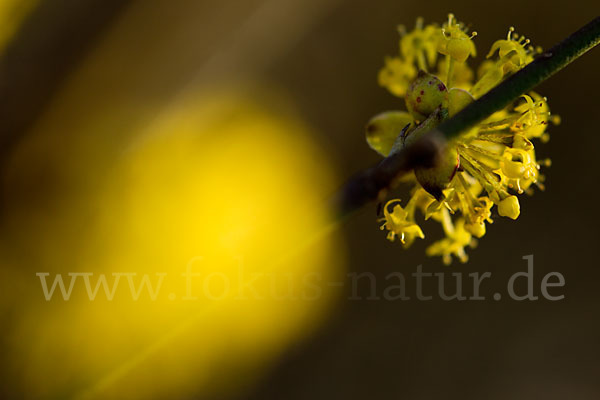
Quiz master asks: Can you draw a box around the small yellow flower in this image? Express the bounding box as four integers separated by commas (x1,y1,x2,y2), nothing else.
378,56,417,97
437,13,477,63
426,214,475,265
512,93,559,142
399,17,439,69
500,147,538,192
472,28,541,97
367,13,559,263
487,27,536,73
379,199,425,246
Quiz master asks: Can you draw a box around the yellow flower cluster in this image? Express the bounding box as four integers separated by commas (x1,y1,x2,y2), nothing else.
368,14,559,264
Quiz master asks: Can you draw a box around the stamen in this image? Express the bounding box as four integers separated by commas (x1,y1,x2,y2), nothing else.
415,17,424,30
507,26,515,40
456,173,478,217
534,181,546,191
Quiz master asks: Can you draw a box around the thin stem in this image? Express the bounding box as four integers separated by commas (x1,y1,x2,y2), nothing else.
332,16,600,218
446,56,455,88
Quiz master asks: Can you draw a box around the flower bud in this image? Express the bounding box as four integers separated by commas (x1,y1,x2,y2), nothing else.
448,88,474,116
405,71,449,121
465,221,486,238
446,39,474,63
437,14,477,63
498,195,520,219
365,111,414,156
414,145,459,200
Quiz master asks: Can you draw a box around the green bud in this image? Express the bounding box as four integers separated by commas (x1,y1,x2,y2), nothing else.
405,71,449,121
414,145,459,200
448,88,474,117
393,106,459,200
365,111,413,156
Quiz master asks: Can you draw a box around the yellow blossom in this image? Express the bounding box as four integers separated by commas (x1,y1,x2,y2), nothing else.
426,213,475,265
399,17,439,70
379,199,425,246
472,28,541,97
378,56,417,97
487,27,536,73
367,13,558,263
437,13,477,63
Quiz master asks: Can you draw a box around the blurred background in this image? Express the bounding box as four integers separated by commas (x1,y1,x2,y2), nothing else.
0,0,599,399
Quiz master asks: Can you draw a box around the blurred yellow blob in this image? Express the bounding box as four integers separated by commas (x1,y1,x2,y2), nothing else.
0,92,344,399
